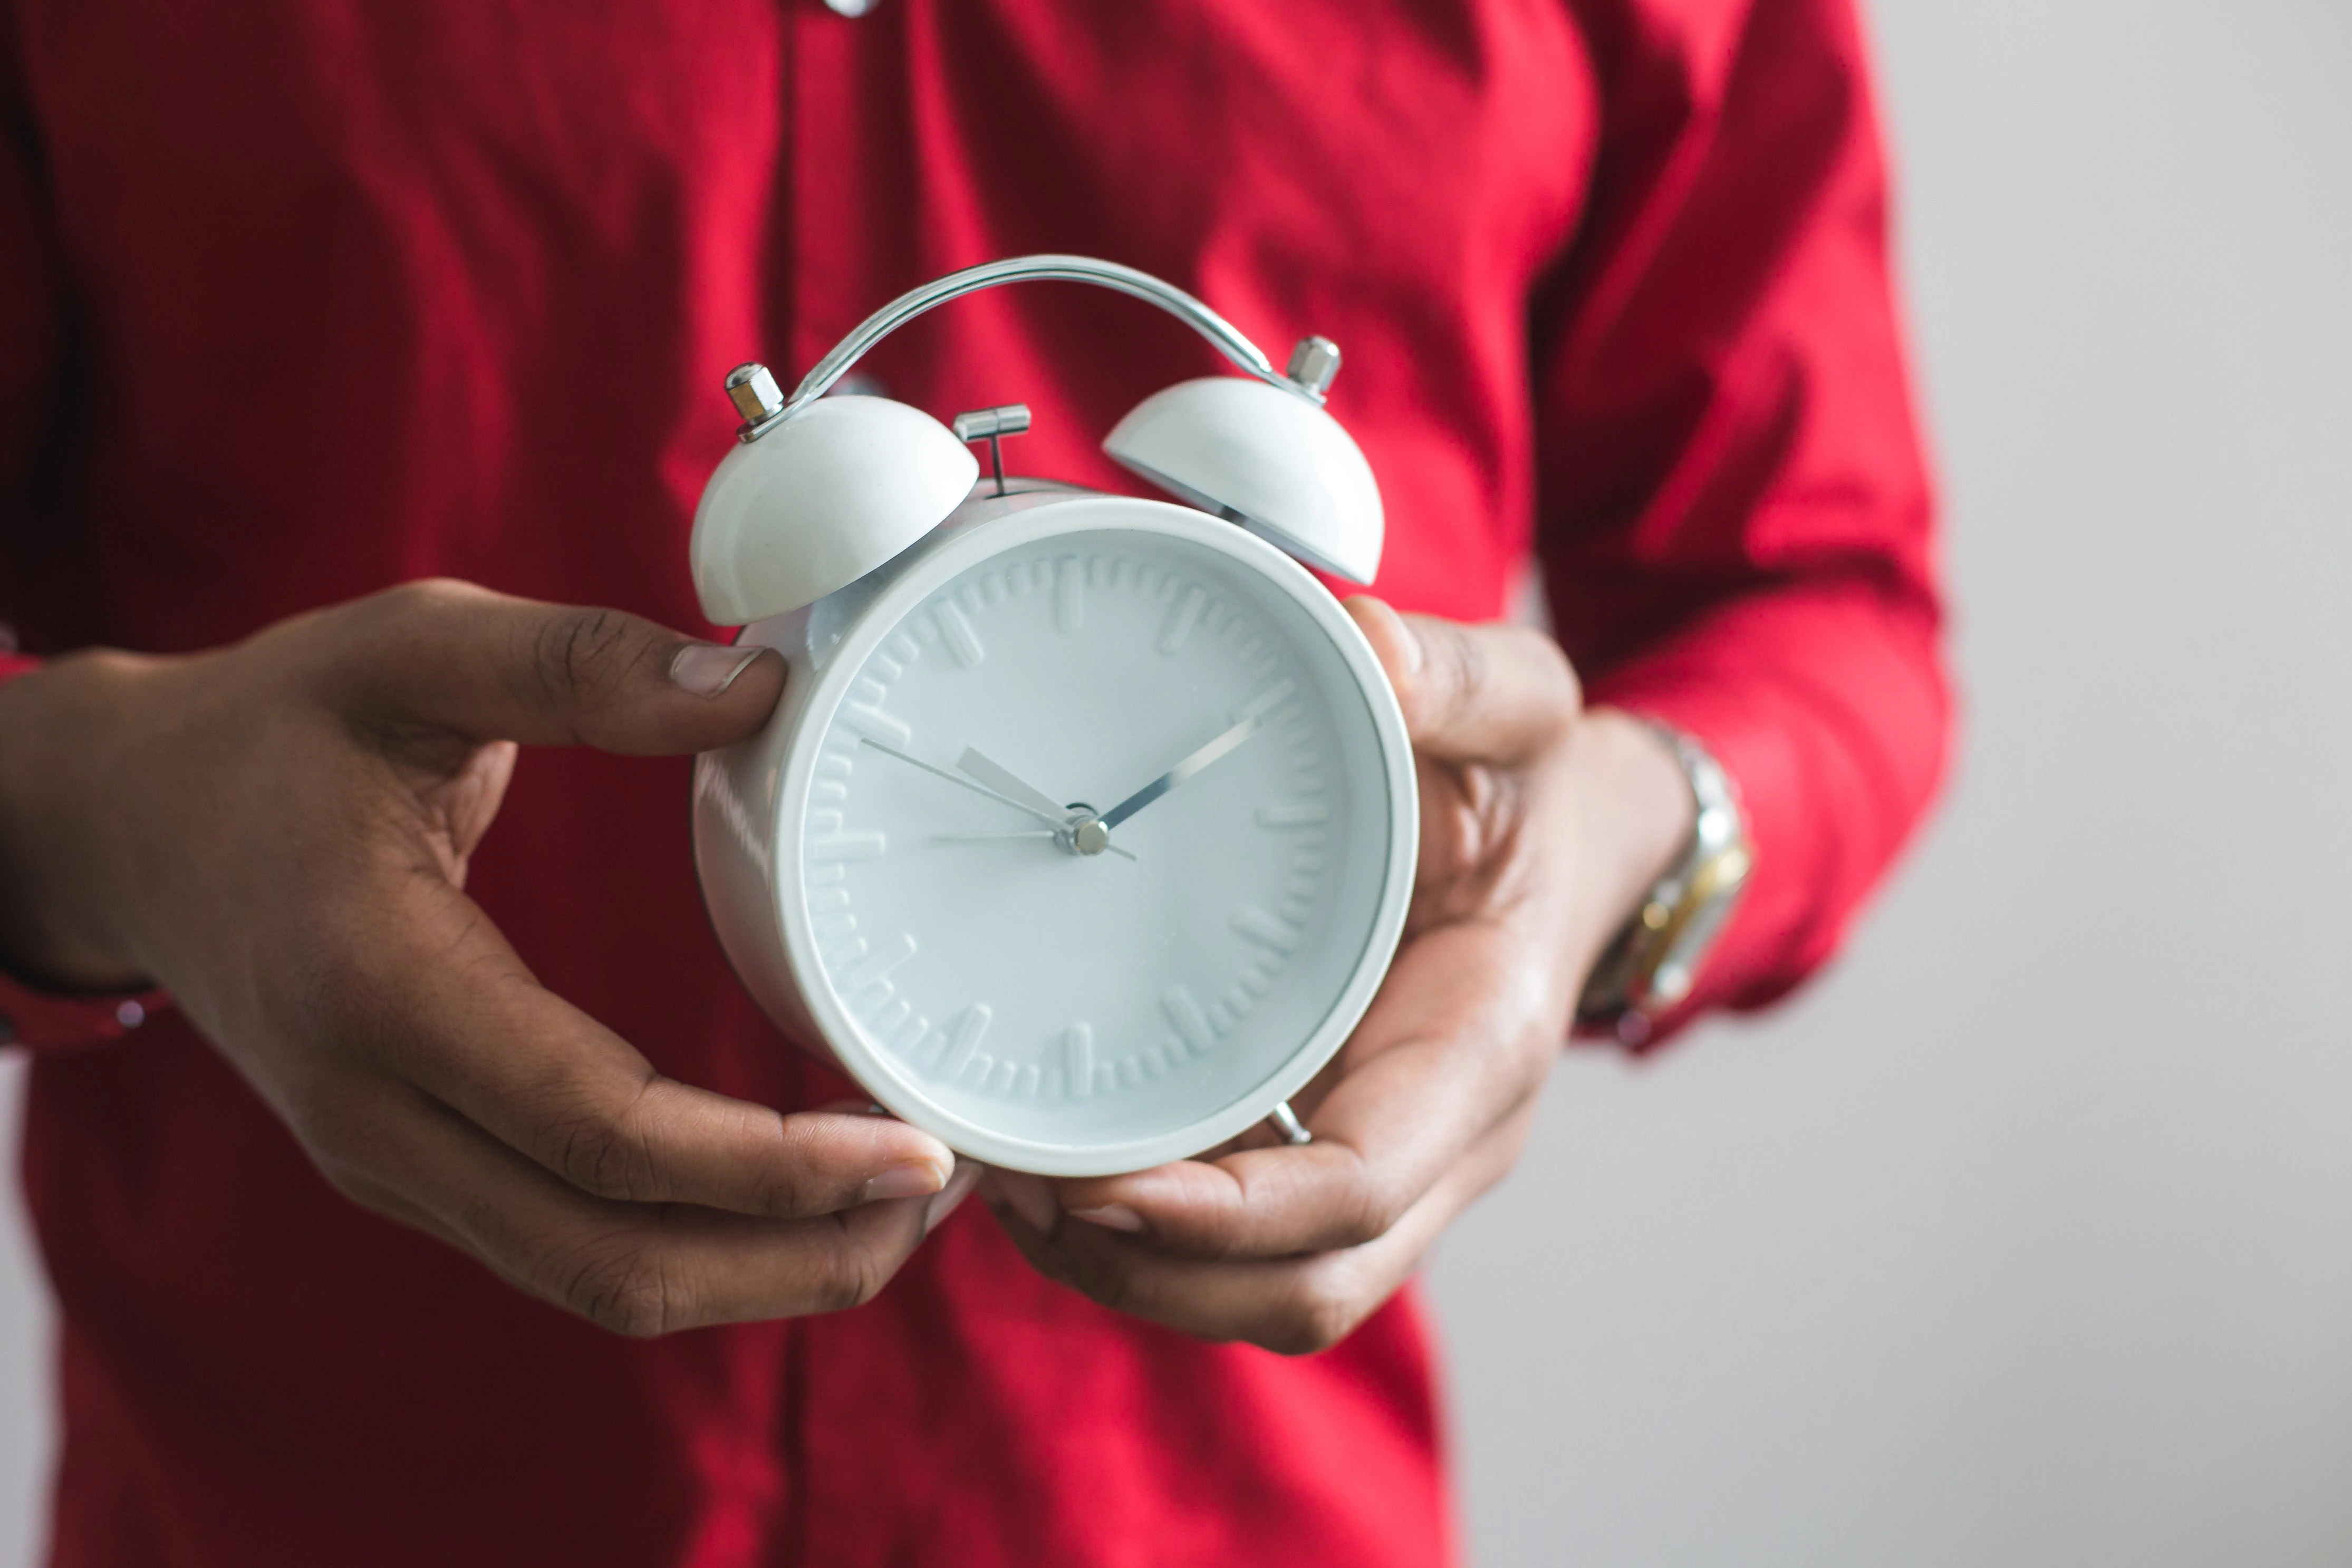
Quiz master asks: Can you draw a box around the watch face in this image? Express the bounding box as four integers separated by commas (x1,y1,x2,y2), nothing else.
789,512,1401,1167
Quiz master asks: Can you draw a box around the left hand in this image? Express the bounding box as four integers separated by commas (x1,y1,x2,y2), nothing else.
979,597,1695,1353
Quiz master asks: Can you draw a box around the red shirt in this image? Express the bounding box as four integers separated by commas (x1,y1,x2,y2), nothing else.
0,2,1948,1563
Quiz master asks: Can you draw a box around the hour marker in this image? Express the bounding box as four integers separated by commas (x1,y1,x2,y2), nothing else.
842,932,915,988
892,1012,932,1056
838,701,912,750
941,1004,991,1078
1064,1023,1094,1099
1232,677,1298,724
1158,585,1206,655
936,601,986,668
809,829,888,862
1256,801,1329,828
1056,557,1084,632
1162,985,1217,1056
1231,904,1300,953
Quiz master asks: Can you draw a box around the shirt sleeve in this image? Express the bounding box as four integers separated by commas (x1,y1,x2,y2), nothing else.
0,31,169,1051
1537,0,1953,1025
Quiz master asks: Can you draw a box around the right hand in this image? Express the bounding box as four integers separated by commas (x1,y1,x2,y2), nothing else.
0,579,975,1336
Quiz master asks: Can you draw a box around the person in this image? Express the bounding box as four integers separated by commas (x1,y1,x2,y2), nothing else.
0,0,1949,1563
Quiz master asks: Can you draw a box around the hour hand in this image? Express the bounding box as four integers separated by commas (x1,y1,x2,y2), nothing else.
957,747,1139,863
857,737,1062,828
956,748,1069,822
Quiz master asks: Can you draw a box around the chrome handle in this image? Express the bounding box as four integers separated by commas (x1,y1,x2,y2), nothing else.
780,254,1297,417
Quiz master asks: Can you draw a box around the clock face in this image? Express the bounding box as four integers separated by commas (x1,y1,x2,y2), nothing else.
786,508,1404,1166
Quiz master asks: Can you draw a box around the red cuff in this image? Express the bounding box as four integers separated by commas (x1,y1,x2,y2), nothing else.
0,652,175,1049
0,969,166,1051
1585,578,1952,1029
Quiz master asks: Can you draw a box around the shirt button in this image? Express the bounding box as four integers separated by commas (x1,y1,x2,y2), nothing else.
823,0,880,15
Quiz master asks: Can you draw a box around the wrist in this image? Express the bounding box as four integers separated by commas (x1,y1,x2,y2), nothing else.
1553,707,1697,972
0,650,172,991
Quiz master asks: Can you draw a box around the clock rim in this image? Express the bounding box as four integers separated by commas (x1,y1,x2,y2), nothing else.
772,495,1417,1177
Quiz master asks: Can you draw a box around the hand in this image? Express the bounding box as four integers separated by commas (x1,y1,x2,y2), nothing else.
0,580,978,1336
978,597,1695,1353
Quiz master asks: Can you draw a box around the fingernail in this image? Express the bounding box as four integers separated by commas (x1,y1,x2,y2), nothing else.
1068,1203,1147,1235
990,1170,1061,1235
924,1160,981,1235
1355,597,1420,678
861,1159,947,1203
670,642,763,698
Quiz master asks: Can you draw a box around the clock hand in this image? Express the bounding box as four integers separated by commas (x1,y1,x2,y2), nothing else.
856,737,1064,828
955,749,1072,824
930,830,1058,842
861,738,1138,860
1097,711,1268,831
955,746,1140,862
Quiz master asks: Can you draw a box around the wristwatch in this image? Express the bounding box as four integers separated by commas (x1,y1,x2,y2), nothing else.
1576,723,1753,1044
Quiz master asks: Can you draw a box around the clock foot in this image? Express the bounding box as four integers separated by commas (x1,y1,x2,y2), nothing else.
1266,1100,1312,1146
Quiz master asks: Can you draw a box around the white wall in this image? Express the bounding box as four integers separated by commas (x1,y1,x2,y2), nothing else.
0,1056,49,1568
2,1,2347,1563
1430,0,2352,1562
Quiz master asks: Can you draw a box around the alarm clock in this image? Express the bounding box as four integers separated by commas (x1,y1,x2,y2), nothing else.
688,256,1415,1177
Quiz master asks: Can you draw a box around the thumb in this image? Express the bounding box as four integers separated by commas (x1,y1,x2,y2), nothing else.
320,578,785,756
1344,596,1580,765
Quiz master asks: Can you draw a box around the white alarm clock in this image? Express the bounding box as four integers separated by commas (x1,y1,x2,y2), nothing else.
688,256,1415,1176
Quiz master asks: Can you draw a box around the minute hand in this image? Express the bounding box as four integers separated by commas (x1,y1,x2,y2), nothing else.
1098,711,1268,831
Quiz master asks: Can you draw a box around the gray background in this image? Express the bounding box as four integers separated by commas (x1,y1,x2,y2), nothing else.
2,0,2348,1562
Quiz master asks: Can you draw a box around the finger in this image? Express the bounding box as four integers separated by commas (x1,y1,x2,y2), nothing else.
418,739,516,888
1344,597,1579,765
1056,917,1555,1259
314,578,785,754
994,1102,1536,1354
347,1086,937,1336
302,866,953,1221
